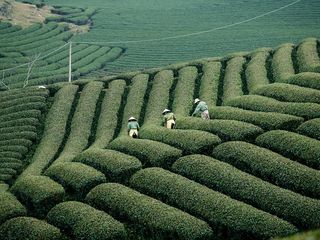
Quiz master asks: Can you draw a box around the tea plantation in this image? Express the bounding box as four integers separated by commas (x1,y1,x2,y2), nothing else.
0,33,319,239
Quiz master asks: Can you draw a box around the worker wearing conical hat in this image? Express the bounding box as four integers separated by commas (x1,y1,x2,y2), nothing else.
162,109,176,129
127,117,140,138
192,98,210,120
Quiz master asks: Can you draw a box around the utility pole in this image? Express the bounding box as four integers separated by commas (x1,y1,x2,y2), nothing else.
68,42,72,83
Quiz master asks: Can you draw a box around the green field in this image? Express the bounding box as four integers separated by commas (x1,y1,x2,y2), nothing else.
0,0,320,239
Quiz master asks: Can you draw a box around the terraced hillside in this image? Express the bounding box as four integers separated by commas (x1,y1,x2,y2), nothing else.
0,38,320,240
0,20,123,89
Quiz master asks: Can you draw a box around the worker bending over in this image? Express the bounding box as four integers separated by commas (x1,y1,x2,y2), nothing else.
192,98,210,120
127,117,140,138
162,109,176,129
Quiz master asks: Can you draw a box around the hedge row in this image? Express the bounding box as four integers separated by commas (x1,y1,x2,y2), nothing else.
0,95,46,109
0,22,47,42
16,85,78,178
199,61,221,109
139,126,221,154
0,110,41,123
11,175,65,217
176,117,263,141
47,201,126,240
23,40,70,57
0,139,33,148
173,154,320,228
45,162,106,198
130,168,298,239
86,183,214,240
0,191,27,224
59,45,100,66
246,49,271,92
225,95,320,119
210,106,303,130
0,24,20,35
212,141,320,199
274,230,320,240
256,130,320,170
272,43,295,82
0,87,48,101
286,72,320,90
0,102,47,117
144,70,174,125
108,137,182,168
45,43,88,64
120,74,149,135
0,217,65,240
0,152,23,160
53,81,103,164
0,131,37,142
222,56,245,104
73,148,142,183
71,47,110,71
296,38,320,72
297,118,320,140
172,66,197,117
253,83,320,103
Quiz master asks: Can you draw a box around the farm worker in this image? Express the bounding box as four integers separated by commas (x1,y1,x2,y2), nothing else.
162,109,176,129
127,116,140,138
192,98,210,120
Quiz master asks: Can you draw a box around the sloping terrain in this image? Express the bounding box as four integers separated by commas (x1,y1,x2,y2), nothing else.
0,37,319,239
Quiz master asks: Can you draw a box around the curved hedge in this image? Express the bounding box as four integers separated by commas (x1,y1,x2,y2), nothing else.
54,81,103,164
0,217,65,240
86,183,214,240
172,66,198,117
0,191,27,224
130,168,298,239
274,230,320,240
286,72,320,90
0,110,41,123
296,38,320,72
74,148,142,183
272,43,295,82
199,61,221,109
173,154,320,228
246,49,270,93
256,130,320,169
210,106,303,130
47,201,126,240
222,56,245,104
253,83,320,103
11,175,65,217
225,95,320,119
0,118,39,129
297,118,320,140
144,70,174,125
108,137,182,168
212,141,320,199
139,126,221,154
45,162,106,198
91,80,126,148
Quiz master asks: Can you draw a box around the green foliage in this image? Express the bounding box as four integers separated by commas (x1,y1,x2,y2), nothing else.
272,43,295,82
139,126,221,154
0,118,39,129
11,176,65,217
274,230,320,240
222,56,245,104
108,137,182,168
225,95,320,119
120,74,149,135
18,84,78,177
86,183,214,240
130,168,298,239
297,118,320,140
92,80,126,148
0,217,65,240
246,49,271,92
45,162,106,197
144,70,174,125
199,61,221,109
256,130,320,169
173,154,320,228
74,148,142,183
54,81,103,164
47,201,126,240
253,83,320,103
296,38,320,72
212,141,320,199
0,191,27,224
172,66,197,117
286,72,320,90
0,110,41,123
210,106,303,130
176,117,263,141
